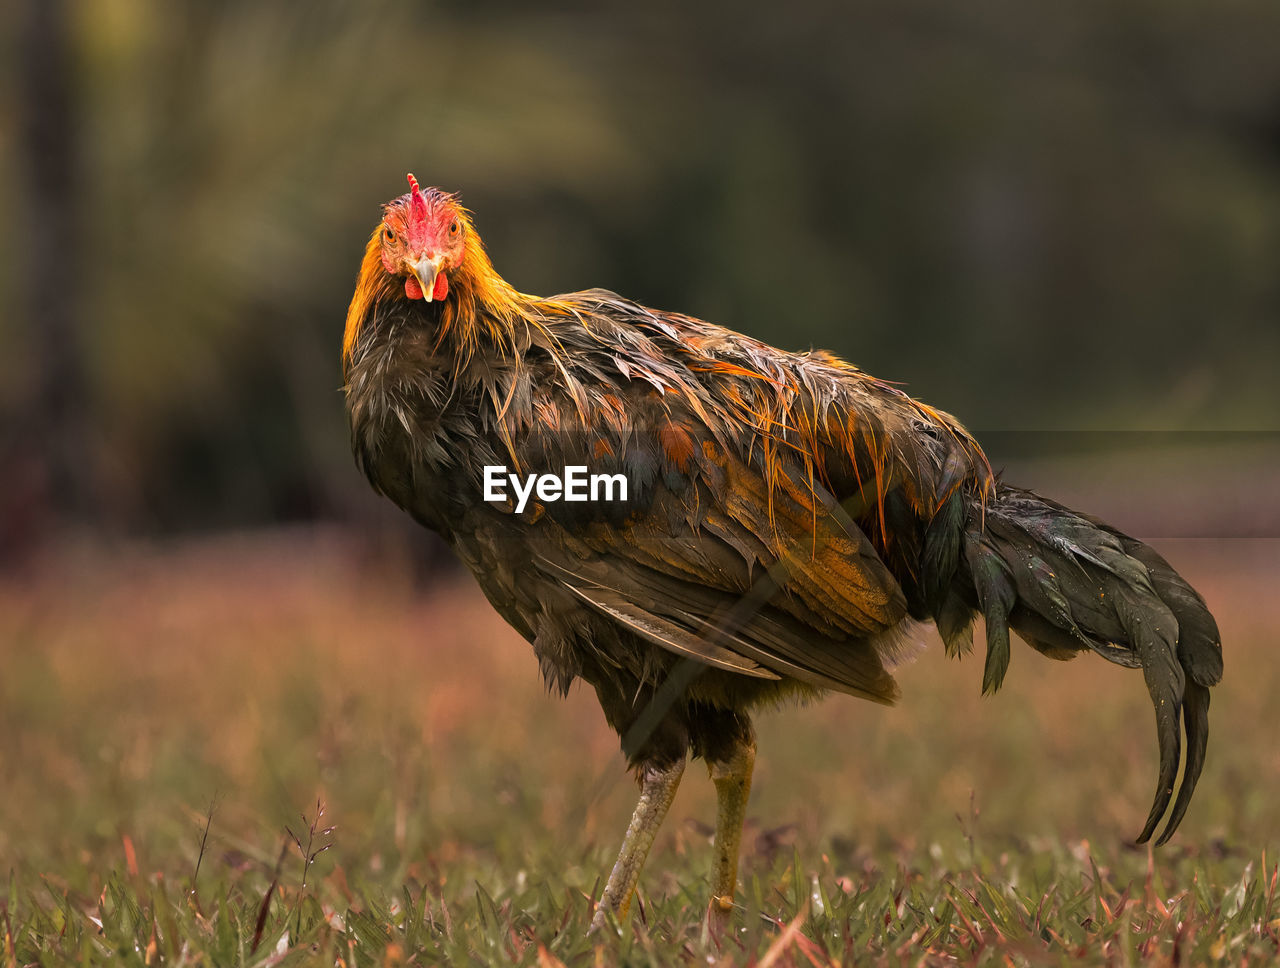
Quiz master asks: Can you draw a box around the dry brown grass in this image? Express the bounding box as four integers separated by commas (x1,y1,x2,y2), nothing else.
0,528,1276,963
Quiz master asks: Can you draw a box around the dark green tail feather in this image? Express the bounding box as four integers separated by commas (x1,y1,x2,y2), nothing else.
948,485,1222,845
1156,680,1211,846
964,546,1015,695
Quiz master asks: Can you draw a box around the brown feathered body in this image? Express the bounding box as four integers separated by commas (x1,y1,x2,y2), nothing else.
344,181,1222,850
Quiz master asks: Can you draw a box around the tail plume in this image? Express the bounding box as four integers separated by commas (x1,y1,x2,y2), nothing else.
941,485,1222,845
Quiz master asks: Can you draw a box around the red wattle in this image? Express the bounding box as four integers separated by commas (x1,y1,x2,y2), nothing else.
405,277,424,300
433,273,449,301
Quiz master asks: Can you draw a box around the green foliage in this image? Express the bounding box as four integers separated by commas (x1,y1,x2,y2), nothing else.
4,0,1279,529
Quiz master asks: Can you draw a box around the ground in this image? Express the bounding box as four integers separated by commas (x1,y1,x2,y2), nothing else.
1,529,1276,965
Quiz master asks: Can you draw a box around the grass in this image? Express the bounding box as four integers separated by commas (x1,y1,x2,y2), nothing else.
1,529,1277,965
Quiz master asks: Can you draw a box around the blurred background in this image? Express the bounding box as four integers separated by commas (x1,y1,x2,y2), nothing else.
0,0,1278,895
2,0,1278,548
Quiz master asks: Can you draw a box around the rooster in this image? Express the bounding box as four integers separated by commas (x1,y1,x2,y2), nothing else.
343,175,1222,933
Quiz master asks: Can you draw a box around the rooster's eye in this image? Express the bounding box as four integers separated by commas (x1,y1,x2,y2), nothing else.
449,221,460,236
384,227,396,243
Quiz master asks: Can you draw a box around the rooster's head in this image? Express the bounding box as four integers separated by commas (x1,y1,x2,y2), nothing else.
344,174,527,375
379,174,469,303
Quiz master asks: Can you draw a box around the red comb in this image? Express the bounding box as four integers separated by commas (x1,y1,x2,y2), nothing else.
406,173,429,221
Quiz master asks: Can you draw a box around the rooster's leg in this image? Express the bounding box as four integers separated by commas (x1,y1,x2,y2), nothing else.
707,727,756,931
589,756,686,934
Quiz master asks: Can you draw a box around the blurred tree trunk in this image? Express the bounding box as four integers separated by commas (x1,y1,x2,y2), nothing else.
7,0,94,553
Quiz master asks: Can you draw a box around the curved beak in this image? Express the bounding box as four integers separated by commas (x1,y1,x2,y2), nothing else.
411,255,443,301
